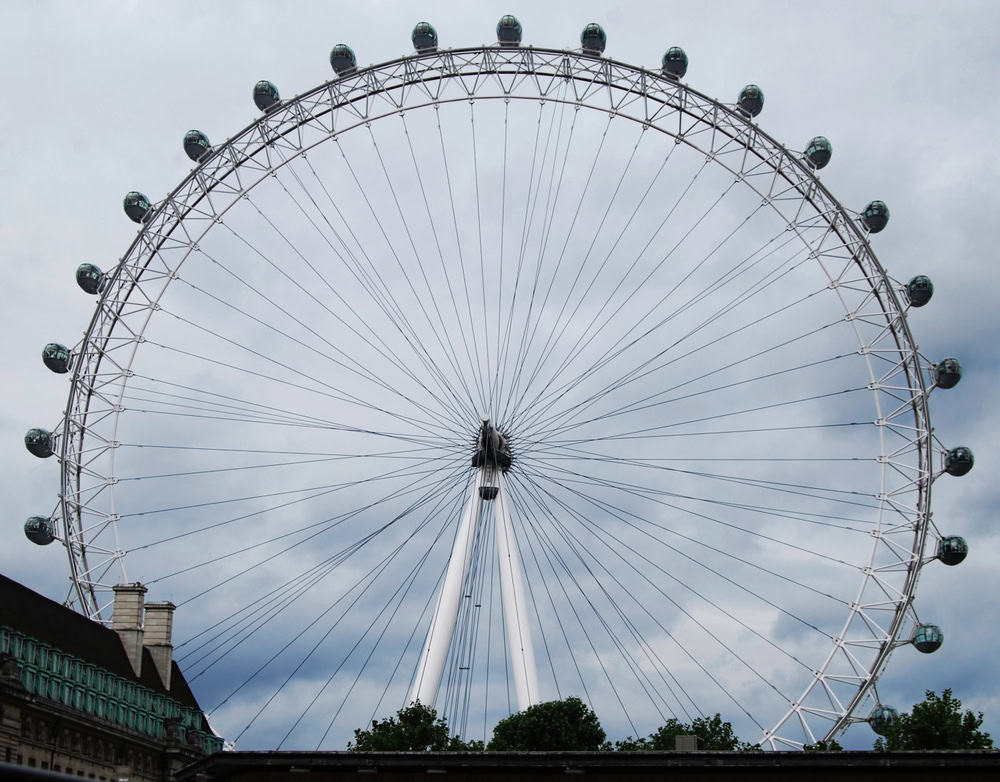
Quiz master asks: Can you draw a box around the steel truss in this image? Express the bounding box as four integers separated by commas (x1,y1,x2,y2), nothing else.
55,45,941,747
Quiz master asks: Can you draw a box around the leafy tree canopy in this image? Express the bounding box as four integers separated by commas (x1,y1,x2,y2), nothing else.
873,689,993,751
615,714,756,751
487,696,606,751
348,702,483,752
803,738,843,751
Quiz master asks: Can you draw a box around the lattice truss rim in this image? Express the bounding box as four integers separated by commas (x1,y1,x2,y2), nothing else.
51,45,940,748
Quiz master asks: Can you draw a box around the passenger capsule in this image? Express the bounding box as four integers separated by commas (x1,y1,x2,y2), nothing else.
869,705,899,736
496,15,522,47
183,130,211,162
905,275,934,307
580,23,607,55
412,22,438,52
937,535,968,566
330,44,357,76
933,358,962,389
862,200,890,233
253,80,281,112
24,516,56,546
912,623,943,653
25,428,54,459
944,446,974,476
805,136,832,169
661,46,688,79
123,191,152,224
42,343,71,374
737,84,764,118
76,263,104,295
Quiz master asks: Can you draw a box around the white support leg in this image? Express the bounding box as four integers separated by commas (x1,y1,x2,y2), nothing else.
494,472,540,710
409,469,484,707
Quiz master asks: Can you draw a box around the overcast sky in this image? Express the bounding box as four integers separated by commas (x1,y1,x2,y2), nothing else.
2,0,998,752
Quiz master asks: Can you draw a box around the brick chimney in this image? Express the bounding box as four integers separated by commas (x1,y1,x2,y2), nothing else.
143,601,176,690
112,583,147,677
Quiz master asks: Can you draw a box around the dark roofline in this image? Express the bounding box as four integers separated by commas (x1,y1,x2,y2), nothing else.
0,572,201,710
176,749,1000,780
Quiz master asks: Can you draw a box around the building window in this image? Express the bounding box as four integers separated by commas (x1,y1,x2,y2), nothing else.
28,758,36,767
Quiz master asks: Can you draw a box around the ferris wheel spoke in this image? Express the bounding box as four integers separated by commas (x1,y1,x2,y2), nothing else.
361,122,482,422
492,100,556,426
519,461,855,611
399,111,489,415
493,94,579,419
518,471,808,709
500,125,684,427
533,381,871,452
521,230,809,436
531,316,847,440
205,220,469,435
183,462,468,684
506,479,688,724
536,349,854,445
519,446,882,517
237,164,477,430
433,104,496,418
224,472,468,744
515,221,816,439
501,476,647,735
506,161,742,431
159,265,466,434
493,92,574,425
176,244,467,437
510,470,766,730
307,513,458,752
140,335,465,442
519,451,877,531
318,135,479,426
122,374,468,450
500,120,651,422
147,465,470,596
497,111,616,419
520,460,857,612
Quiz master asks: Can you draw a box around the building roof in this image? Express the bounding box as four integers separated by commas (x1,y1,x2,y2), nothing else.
175,749,1000,782
0,573,200,710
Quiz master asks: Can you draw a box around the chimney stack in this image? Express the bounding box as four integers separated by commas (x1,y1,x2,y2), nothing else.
112,583,147,677
143,601,176,690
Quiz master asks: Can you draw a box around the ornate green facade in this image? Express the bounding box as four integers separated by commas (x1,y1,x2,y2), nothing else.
1,626,221,754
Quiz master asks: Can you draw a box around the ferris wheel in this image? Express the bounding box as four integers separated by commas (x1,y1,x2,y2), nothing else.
25,17,974,750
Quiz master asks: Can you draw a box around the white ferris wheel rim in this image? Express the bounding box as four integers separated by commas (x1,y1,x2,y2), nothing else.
53,44,936,749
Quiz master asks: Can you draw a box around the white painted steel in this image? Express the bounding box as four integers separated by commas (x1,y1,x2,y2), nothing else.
51,44,943,747
409,469,484,707
493,470,540,710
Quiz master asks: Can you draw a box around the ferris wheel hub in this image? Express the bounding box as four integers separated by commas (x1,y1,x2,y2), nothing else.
471,417,513,474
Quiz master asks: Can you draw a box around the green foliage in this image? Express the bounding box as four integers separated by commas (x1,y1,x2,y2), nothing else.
803,738,843,751
487,696,606,751
348,702,483,752
873,689,993,751
614,713,756,751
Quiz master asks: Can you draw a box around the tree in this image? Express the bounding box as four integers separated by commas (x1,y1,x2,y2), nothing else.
348,702,483,751
873,689,992,751
803,738,843,751
614,714,756,751
487,697,606,751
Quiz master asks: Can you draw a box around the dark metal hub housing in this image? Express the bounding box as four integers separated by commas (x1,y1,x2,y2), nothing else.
472,418,513,473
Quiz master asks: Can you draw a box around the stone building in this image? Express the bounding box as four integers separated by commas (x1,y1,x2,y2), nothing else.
0,575,222,780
